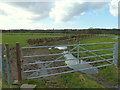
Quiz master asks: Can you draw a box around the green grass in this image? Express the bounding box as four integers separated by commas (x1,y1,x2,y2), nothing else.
80,36,118,44
77,36,119,86
2,33,64,48
69,36,119,87
72,36,118,64
24,72,104,88
2,82,19,89
57,72,104,88
24,79,46,88
96,66,118,85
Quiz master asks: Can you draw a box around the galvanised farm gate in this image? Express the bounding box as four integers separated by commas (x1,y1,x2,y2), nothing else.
1,42,118,86
21,42,118,79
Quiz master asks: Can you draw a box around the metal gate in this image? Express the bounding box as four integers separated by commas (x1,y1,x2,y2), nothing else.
21,42,118,80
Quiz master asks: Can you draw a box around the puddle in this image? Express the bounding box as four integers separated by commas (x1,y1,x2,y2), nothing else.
49,46,67,50
48,47,52,50
55,46,67,50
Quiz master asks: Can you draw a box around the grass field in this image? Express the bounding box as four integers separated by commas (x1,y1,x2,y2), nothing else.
2,33,119,88
76,36,119,86
81,38,119,86
2,33,65,48
73,36,118,64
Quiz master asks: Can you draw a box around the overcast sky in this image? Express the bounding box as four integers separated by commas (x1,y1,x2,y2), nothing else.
0,0,119,29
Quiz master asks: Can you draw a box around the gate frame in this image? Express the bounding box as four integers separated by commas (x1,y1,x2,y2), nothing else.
21,42,118,80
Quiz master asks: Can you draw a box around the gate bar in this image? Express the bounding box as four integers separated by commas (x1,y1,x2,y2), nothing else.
22,42,115,49
22,44,77,49
27,63,113,79
79,46,112,64
79,53,113,59
23,58,113,66
23,48,114,58
23,59,77,65
23,58,113,73
28,46,78,77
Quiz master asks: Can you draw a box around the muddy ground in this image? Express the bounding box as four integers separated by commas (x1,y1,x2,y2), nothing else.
9,37,92,80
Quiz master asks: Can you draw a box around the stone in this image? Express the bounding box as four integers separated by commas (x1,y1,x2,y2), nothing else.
20,84,36,90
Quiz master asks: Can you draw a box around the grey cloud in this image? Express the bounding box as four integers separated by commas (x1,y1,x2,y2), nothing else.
88,2,108,10
8,2,53,20
66,2,108,21
0,9,8,16
6,2,109,23
62,3,89,21
50,1,109,23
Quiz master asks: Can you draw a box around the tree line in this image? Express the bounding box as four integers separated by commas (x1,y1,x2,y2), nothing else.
1,29,120,35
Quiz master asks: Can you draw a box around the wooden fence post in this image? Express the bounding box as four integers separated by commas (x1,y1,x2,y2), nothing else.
16,42,22,81
5,43,12,86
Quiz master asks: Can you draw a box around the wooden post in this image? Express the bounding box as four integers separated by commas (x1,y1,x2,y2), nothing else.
5,43,12,86
16,42,22,81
